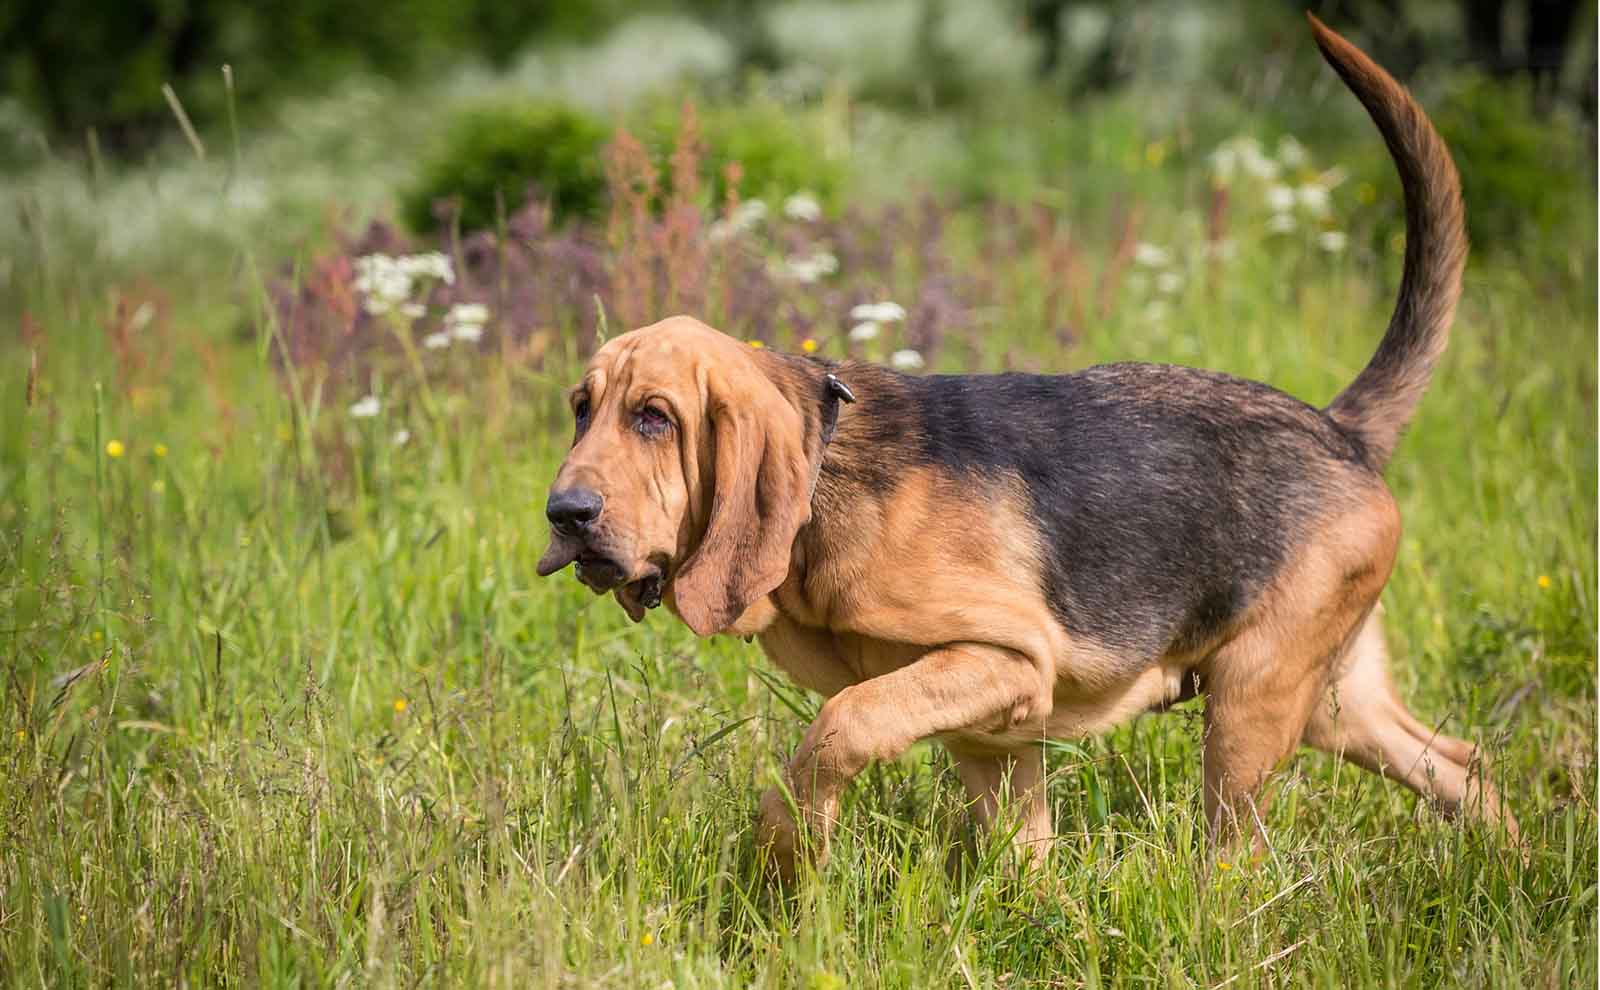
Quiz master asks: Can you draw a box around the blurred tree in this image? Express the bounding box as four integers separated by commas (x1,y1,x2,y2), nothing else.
0,0,634,154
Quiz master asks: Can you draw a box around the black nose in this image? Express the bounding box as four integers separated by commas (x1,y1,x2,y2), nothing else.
546,487,603,531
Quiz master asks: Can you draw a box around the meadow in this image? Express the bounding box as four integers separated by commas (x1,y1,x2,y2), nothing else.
1,4,1595,986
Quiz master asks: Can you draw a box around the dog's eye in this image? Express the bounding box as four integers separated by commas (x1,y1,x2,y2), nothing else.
635,406,671,439
573,397,591,427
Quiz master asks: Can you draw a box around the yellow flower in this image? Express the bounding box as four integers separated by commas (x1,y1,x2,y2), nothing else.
749,340,765,349
393,698,407,713
1145,140,1168,168
801,338,819,353
1537,574,1552,590
153,443,168,458
1216,861,1231,871
15,729,25,740
640,932,654,946
276,424,292,442
151,480,166,495
91,630,102,642
105,440,125,458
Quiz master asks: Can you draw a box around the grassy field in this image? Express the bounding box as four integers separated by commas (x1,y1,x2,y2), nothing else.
2,7,1596,987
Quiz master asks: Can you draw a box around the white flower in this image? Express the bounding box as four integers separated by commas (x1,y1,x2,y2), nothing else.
1277,136,1308,168
1241,146,1281,180
1265,185,1296,213
849,301,906,323
1133,242,1171,268
1208,146,1238,182
707,220,735,244
397,251,455,285
1296,184,1330,216
783,192,821,222
732,199,768,227
392,429,411,447
1156,271,1185,295
778,250,838,283
849,320,881,342
354,254,414,312
349,395,380,419
399,302,426,319
1317,230,1349,253
446,303,490,325
890,349,924,370
1266,212,1297,234
423,332,451,349
450,323,484,343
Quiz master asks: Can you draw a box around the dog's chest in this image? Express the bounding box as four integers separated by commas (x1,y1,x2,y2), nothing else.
755,617,924,699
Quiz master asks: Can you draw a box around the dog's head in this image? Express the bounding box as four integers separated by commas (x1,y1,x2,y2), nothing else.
537,316,831,636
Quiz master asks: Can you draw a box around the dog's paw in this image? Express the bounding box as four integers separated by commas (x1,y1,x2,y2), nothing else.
756,785,833,884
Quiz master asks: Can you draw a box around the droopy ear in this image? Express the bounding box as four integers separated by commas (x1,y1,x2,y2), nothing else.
671,368,815,637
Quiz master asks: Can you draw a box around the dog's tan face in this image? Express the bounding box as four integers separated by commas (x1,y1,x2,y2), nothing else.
537,316,819,636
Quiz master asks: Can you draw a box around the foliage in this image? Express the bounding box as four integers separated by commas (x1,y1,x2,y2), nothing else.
1432,72,1595,254
0,6,1595,987
402,103,611,234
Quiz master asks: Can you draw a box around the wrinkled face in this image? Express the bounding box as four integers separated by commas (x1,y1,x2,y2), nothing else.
536,321,710,621
537,316,822,636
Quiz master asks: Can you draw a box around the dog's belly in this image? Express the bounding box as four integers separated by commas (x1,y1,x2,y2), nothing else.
757,616,1192,750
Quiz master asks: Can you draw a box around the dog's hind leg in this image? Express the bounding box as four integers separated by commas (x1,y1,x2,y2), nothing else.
1301,609,1520,841
946,744,1054,869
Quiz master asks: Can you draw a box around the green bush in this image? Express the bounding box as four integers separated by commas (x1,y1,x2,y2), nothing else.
636,98,845,211
402,103,610,234
1432,73,1592,254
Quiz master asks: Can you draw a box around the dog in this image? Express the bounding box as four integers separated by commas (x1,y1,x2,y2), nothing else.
536,14,1518,880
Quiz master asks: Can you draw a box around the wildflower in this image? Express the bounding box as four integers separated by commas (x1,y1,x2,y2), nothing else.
151,480,166,495
779,250,839,283
1265,185,1296,213
1216,861,1232,871
1240,145,1280,180
153,443,168,458
850,301,906,323
640,932,655,947
1537,574,1552,590
349,395,380,419
91,630,103,642
450,323,484,343
1155,271,1185,295
393,698,407,713
1296,184,1330,216
393,429,411,447
1133,243,1171,268
890,349,925,371
399,302,426,320
1208,145,1238,182
1317,230,1348,254
801,338,819,353
354,254,413,315
748,340,765,349
423,332,451,350
783,192,822,222
849,321,881,343
447,303,489,325
396,251,455,285
733,199,768,227
1277,136,1308,168
1266,212,1297,234
105,440,125,458
1144,140,1168,168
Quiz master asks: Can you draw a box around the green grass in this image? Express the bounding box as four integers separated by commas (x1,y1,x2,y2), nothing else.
2,18,1596,990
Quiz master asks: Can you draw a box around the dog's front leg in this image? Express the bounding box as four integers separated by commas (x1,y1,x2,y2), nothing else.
757,642,1048,881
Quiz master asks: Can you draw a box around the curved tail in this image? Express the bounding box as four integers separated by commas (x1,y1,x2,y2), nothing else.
1309,13,1467,469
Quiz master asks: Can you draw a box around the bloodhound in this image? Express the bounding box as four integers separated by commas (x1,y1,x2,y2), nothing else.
537,15,1518,880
